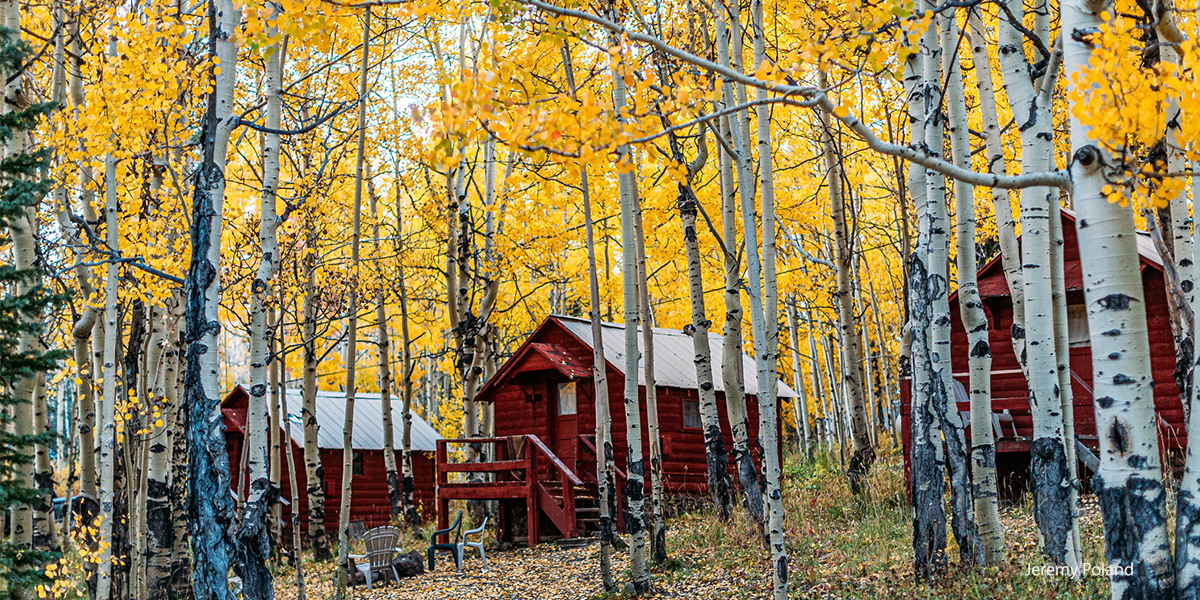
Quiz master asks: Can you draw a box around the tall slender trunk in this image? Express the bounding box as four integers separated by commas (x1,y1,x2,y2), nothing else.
148,306,180,600
1063,0,1175,594
786,300,811,457
336,12,369,597
942,10,995,566
300,224,328,559
169,323,190,599
561,42,615,589
747,4,788,592
277,291,306,600
95,102,121,600
804,308,828,448
270,313,282,551
185,3,241,598
904,43,946,580
610,22,649,590
632,180,666,562
368,171,402,522
236,23,284,600
715,5,764,526
819,72,873,493
395,169,421,531
920,6,980,567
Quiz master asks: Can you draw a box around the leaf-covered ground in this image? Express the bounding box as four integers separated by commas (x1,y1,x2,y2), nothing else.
273,445,1116,599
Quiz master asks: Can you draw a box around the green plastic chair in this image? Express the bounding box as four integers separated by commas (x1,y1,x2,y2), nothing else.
427,510,464,572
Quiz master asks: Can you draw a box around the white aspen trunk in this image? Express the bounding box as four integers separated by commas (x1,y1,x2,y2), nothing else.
715,2,765,525
394,169,421,531
632,181,666,562
787,300,811,457
300,222,329,559
185,2,242,597
336,11,369,597
563,37,616,579
867,280,896,445
276,304,306,600
922,7,980,566
944,12,999,565
749,4,788,592
96,146,119,600
804,308,829,448
818,72,873,493
1050,197,1083,568
236,23,283,599
1064,0,1175,594
995,0,1076,567
611,29,650,590
367,171,402,522
904,44,946,580
966,10,1026,371
821,325,847,464
1162,45,1195,418
270,315,282,548
146,305,178,600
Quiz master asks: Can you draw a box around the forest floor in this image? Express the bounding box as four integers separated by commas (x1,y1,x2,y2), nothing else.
272,444,1113,599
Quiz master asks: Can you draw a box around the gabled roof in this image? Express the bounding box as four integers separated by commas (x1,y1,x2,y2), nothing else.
221,385,442,452
479,315,797,400
971,207,1163,298
284,389,442,452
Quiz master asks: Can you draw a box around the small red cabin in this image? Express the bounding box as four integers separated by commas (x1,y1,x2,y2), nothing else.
900,209,1185,492
223,386,441,532
459,315,795,544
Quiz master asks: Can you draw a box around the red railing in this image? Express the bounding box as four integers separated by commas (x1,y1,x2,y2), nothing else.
577,434,627,531
436,435,583,544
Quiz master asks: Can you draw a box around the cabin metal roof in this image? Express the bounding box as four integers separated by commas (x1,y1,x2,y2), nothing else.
282,389,442,452
554,315,798,398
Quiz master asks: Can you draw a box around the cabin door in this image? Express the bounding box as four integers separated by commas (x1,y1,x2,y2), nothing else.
553,381,578,472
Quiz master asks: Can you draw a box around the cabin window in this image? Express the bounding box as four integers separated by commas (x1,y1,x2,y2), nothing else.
352,451,364,476
1068,304,1090,347
683,399,702,429
557,382,577,415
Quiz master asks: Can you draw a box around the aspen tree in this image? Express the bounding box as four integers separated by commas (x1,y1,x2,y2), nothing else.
714,0,765,526
395,171,421,530
277,289,306,600
300,215,329,559
147,304,180,599
992,0,1078,567
786,300,811,457
236,21,284,598
335,10,370,597
1063,0,1175,594
919,5,981,566
185,2,242,597
559,40,615,589
367,169,402,522
819,72,873,493
632,175,666,562
610,16,650,588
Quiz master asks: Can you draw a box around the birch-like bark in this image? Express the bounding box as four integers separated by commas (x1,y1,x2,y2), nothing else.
1050,195,1084,566
804,308,829,448
146,304,179,600
395,170,421,530
561,42,615,587
715,4,765,526
786,301,811,457
943,12,997,565
904,45,946,580
235,23,283,599
299,220,329,559
169,325,190,598
1064,0,1175,594
748,5,788,592
95,111,120,600
1161,44,1195,414
611,25,650,589
185,3,241,598
277,304,305,600
632,180,666,563
335,11,369,597
921,6,980,567
819,72,873,493
995,0,1077,567
367,171,402,522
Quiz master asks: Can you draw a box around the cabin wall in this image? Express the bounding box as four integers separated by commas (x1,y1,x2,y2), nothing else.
488,324,781,496
901,220,1185,489
320,449,437,531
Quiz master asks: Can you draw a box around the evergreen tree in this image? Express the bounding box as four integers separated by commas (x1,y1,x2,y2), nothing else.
0,25,63,600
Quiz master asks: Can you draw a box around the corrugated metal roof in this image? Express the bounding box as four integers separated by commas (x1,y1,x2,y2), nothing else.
283,390,441,452
555,316,797,398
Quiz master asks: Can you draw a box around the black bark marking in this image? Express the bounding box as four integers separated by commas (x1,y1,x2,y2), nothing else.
1095,473,1174,597
1110,420,1130,454
1097,396,1115,409
1098,293,1137,310
1103,328,1122,336
1113,374,1134,385
1108,352,1121,360
1029,437,1072,565
970,339,991,358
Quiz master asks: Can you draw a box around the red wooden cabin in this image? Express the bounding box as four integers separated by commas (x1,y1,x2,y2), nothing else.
900,210,1185,493
223,386,441,532
449,315,796,545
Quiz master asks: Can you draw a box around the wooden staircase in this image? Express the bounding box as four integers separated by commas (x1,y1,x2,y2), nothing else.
437,434,599,546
